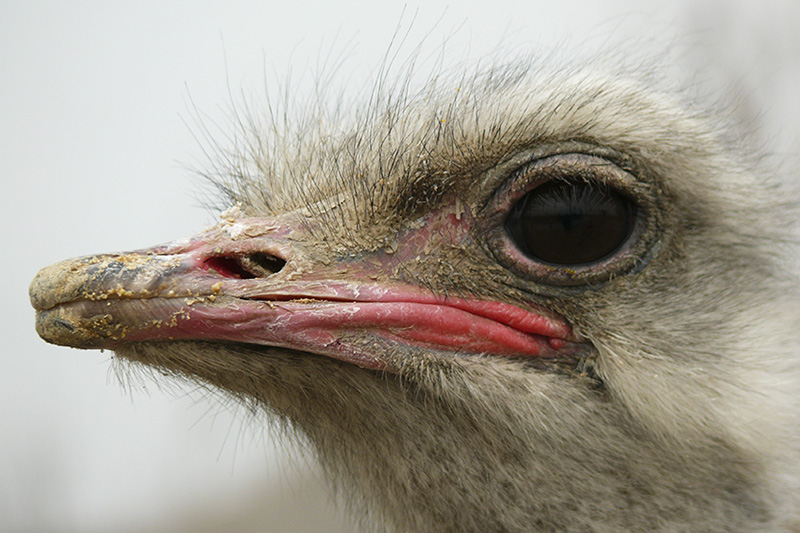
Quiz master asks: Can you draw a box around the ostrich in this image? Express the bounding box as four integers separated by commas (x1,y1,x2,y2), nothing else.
30,58,800,531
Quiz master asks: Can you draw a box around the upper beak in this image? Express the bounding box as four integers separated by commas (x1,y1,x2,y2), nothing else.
30,214,574,370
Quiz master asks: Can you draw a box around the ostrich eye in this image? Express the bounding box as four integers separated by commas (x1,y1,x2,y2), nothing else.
505,180,633,265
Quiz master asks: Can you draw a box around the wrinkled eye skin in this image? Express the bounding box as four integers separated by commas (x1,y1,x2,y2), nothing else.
484,152,659,287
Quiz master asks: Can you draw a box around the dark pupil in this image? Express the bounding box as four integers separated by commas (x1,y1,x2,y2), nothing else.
505,180,632,265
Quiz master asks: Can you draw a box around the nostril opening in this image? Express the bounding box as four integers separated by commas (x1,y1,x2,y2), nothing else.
203,253,286,279
203,256,255,279
246,253,286,276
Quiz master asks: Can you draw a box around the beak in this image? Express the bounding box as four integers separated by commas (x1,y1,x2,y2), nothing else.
30,212,573,370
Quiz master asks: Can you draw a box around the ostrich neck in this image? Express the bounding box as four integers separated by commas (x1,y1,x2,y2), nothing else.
118,341,769,532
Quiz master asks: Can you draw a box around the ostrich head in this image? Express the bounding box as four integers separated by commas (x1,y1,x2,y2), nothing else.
30,59,800,531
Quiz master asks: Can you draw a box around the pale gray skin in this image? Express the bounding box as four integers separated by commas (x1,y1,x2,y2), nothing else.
31,59,800,531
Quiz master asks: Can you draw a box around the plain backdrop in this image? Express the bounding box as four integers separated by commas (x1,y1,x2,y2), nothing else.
3,1,798,531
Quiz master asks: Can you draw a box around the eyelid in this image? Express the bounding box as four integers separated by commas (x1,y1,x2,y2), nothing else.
475,144,638,215
508,154,639,208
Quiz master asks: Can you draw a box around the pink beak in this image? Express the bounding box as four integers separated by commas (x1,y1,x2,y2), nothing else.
31,210,575,371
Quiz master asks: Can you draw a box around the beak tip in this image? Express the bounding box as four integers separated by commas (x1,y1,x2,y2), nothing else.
35,308,77,346
30,257,97,311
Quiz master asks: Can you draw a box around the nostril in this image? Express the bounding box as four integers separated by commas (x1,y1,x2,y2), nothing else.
204,256,254,279
241,253,287,277
203,254,286,279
